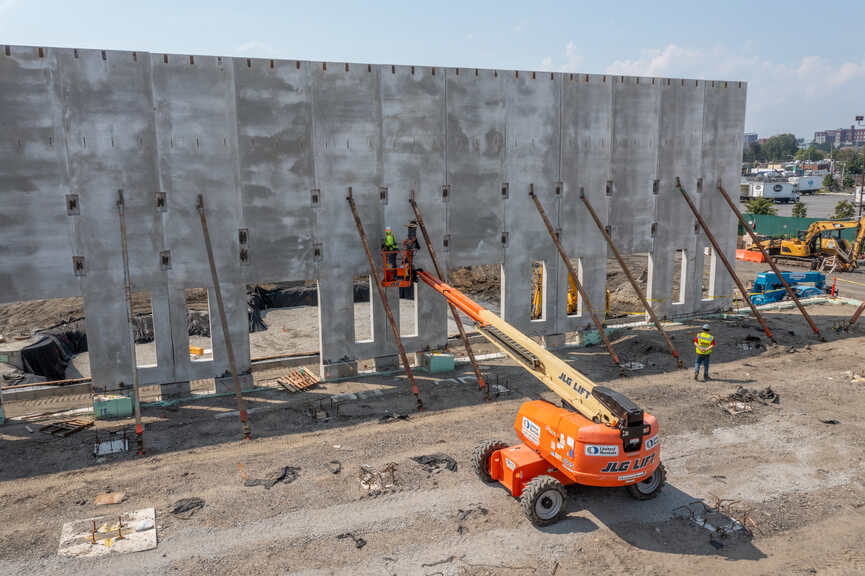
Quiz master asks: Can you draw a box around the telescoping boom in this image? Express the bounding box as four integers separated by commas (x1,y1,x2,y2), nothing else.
416,270,650,448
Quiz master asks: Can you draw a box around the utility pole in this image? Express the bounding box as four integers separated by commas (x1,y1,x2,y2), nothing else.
856,115,864,217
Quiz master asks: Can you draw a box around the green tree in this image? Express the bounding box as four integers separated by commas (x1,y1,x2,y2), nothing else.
792,202,808,218
794,145,826,161
843,174,855,189
834,147,863,174
761,134,799,161
743,142,763,163
833,200,855,219
745,197,777,215
823,174,839,192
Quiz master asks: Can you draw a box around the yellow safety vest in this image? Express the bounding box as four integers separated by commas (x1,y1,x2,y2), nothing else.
384,233,397,250
695,332,714,355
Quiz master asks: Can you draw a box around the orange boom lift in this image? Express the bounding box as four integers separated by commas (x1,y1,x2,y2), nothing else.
382,239,664,526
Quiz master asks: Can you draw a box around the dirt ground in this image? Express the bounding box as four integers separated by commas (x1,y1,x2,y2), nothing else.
2,303,865,575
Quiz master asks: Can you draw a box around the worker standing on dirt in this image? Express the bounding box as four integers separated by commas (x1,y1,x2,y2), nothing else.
383,226,398,267
693,324,715,381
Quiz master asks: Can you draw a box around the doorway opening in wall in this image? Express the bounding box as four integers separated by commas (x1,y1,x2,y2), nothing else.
0,296,88,387
247,281,320,361
701,246,716,301
671,249,687,306
399,283,419,337
446,264,503,337
354,275,374,343
131,291,157,369
185,288,213,362
605,254,650,326
565,258,583,318
530,261,547,321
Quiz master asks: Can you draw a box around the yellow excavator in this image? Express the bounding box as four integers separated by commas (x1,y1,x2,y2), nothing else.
755,216,865,272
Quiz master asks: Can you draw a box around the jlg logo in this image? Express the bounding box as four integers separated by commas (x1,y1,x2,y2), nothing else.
558,372,590,399
600,453,655,473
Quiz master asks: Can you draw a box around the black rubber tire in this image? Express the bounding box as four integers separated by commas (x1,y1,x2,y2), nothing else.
472,440,509,483
625,462,666,500
520,475,567,526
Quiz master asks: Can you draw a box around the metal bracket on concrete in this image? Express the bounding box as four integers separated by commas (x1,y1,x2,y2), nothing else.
675,178,776,344
579,187,684,368
529,185,622,370
716,182,823,340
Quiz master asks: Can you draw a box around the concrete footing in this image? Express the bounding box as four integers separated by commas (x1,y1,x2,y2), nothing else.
543,333,566,349
214,373,255,394
373,355,400,372
321,361,358,381
160,381,191,400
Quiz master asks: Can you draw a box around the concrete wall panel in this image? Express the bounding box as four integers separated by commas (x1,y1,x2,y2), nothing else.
445,69,506,269
0,45,746,386
502,71,561,335
558,75,614,332
609,77,661,255
0,47,80,301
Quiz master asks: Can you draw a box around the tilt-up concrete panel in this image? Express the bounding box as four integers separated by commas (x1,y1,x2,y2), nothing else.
380,65,447,353
557,74,614,334
501,70,561,336
445,68,506,271
0,47,81,302
652,78,706,320
698,80,747,313
0,44,747,389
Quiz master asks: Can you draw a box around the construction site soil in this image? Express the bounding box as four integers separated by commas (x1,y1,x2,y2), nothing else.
2,303,865,575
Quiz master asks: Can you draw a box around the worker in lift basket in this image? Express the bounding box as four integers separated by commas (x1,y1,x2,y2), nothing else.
383,226,398,267
694,324,715,381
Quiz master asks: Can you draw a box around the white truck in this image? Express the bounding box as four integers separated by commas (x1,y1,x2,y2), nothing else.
789,175,821,195
741,180,800,204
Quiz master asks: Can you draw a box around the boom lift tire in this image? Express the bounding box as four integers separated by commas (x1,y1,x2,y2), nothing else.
520,475,567,526
625,462,666,500
472,440,509,483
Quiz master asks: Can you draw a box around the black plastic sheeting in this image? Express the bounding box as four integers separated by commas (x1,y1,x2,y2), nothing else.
245,283,414,333
247,285,323,333
21,328,88,381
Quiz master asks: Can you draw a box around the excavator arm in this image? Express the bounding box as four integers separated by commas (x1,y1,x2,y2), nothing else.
417,270,643,430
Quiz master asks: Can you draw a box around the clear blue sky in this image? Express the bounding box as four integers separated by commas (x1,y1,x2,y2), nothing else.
2,0,863,139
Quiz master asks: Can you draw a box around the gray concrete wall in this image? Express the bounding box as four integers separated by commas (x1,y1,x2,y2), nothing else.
0,46,746,389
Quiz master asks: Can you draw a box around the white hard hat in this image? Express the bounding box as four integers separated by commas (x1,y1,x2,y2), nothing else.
702,324,710,331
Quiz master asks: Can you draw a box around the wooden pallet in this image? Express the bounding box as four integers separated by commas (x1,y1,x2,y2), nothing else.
275,368,319,393
40,418,94,437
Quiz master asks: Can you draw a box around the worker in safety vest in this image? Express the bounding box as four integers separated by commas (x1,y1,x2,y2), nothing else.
693,324,715,381
383,226,398,267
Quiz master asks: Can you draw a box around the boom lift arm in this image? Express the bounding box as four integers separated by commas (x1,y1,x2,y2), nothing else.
416,270,645,437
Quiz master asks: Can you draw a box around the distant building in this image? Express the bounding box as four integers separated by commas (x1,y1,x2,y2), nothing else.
813,126,865,147
744,132,758,147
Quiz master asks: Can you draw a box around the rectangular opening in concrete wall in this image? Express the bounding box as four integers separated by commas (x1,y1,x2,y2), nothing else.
185,288,213,362
0,296,89,382
131,291,156,368
530,261,547,321
566,258,583,318
247,281,319,360
606,254,650,325
399,283,418,337
446,264,502,336
672,249,686,306
701,246,716,301
353,275,373,343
